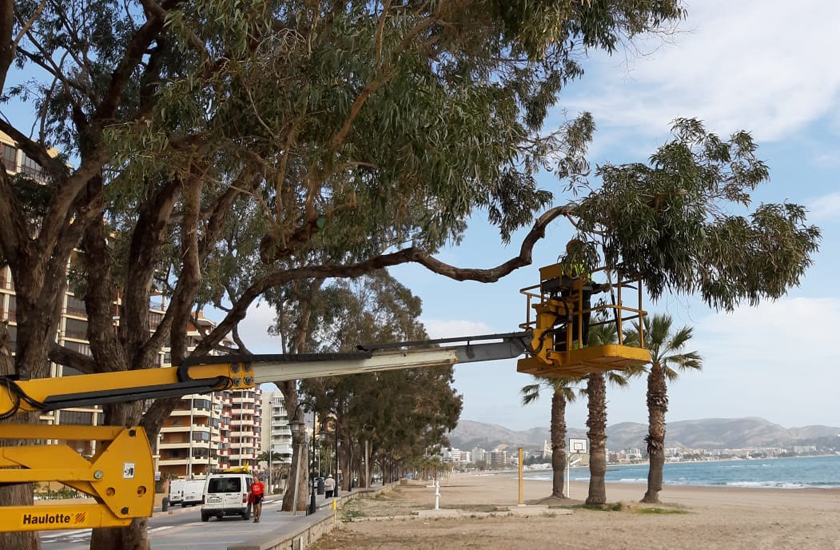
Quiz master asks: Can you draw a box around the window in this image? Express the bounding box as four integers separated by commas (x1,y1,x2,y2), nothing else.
207,477,241,493
192,431,210,442
19,152,46,180
194,399,211,411
1,144,17,170
149,311,163,331
62,366,83,377
66,295,86,317
65,318,88,340
7,295,15,322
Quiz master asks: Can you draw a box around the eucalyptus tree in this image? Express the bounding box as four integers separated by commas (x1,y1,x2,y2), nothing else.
272,272,461,505
521,376,578,498
581,321,639,505
625,314,701,503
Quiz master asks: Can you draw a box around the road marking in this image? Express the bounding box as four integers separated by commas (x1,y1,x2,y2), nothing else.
42,525,175,545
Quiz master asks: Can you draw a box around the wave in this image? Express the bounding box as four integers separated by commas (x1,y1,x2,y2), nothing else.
726,481,809,489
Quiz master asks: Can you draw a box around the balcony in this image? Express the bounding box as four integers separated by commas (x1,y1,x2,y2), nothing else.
161,424,211,434
158,458,190,466
64,307,87,319
158,442,191,450
171,408,213,417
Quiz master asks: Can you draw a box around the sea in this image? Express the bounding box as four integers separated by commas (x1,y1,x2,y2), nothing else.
516,455,840,489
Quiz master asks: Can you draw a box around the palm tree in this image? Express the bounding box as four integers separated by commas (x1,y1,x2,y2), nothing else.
582,321,640,505
626,313,702,504
521,376,578,498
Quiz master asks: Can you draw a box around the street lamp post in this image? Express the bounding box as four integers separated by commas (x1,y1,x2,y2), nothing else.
333,419,339,497
309,411,317,515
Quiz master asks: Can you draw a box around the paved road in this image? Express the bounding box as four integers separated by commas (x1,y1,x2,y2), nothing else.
40,493,342,550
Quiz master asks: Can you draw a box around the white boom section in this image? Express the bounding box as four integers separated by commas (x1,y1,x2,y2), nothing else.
250,338,529,384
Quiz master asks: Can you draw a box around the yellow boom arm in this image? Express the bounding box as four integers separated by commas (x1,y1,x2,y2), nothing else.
0,334,529,532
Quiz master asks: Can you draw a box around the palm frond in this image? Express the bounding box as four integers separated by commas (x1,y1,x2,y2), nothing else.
663,350,702,372
521,383,542,405
667,326,695,351
605,370,633,387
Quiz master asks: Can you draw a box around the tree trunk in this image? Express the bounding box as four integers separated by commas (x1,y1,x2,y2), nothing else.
0,338,37,550
279,381,310,512
0,276,65,550
90,402,148,550
642,362,668,504
549,387,567,498
586,373,607,505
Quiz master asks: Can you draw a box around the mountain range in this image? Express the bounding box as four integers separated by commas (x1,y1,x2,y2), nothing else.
448,418,840,451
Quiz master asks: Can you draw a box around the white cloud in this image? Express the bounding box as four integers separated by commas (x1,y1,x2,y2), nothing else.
665,297,840,423
234,301,283,354
422,319,496,339
808,191,840,221
568,0,840,142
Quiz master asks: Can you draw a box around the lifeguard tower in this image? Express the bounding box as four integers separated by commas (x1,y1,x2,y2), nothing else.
517,262,651,378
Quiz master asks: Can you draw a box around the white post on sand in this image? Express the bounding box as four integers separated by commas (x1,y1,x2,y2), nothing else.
565,459,569,498
518,447,525,506
566,456,582,498
434,480,440,510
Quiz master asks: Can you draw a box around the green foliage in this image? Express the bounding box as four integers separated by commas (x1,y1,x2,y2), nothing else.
571,502,623,511
625,313,702,381
576,119,820,311
273,271,462,469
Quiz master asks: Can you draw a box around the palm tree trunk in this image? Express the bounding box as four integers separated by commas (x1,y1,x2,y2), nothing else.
550,388,567,498
586,373,607,505
642,362,668,503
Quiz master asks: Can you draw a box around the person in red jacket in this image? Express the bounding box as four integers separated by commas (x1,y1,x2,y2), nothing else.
249,478,266,523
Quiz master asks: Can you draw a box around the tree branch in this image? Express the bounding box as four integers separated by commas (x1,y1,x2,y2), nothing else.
48,343,97,374
81,176,130,373
121,178,180,366
0,119,69,178
0,0,14,91
0,170,29,265
194,205,571,354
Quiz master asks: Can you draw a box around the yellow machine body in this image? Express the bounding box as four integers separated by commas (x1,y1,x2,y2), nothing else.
517,262,651,378
0,424,155,531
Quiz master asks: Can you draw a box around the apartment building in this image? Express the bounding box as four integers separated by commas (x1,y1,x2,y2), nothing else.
260,391,293,464
1,132,266,481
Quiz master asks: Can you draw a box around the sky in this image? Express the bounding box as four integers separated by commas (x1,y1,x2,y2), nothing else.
243,0,840,432
5,1,839,433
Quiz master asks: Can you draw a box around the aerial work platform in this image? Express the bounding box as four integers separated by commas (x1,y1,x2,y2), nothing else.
517,263,651,378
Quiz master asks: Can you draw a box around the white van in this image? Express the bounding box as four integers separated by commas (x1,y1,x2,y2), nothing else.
181,479,205,507
168,479,185,506
201,473,253,522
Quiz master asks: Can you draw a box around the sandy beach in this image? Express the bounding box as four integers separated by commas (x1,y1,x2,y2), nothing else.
311,473,840,549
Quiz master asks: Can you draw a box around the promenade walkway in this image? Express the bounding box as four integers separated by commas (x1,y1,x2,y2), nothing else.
40,486,380,550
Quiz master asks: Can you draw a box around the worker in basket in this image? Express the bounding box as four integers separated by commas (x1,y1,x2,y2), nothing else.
551,239,607,351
